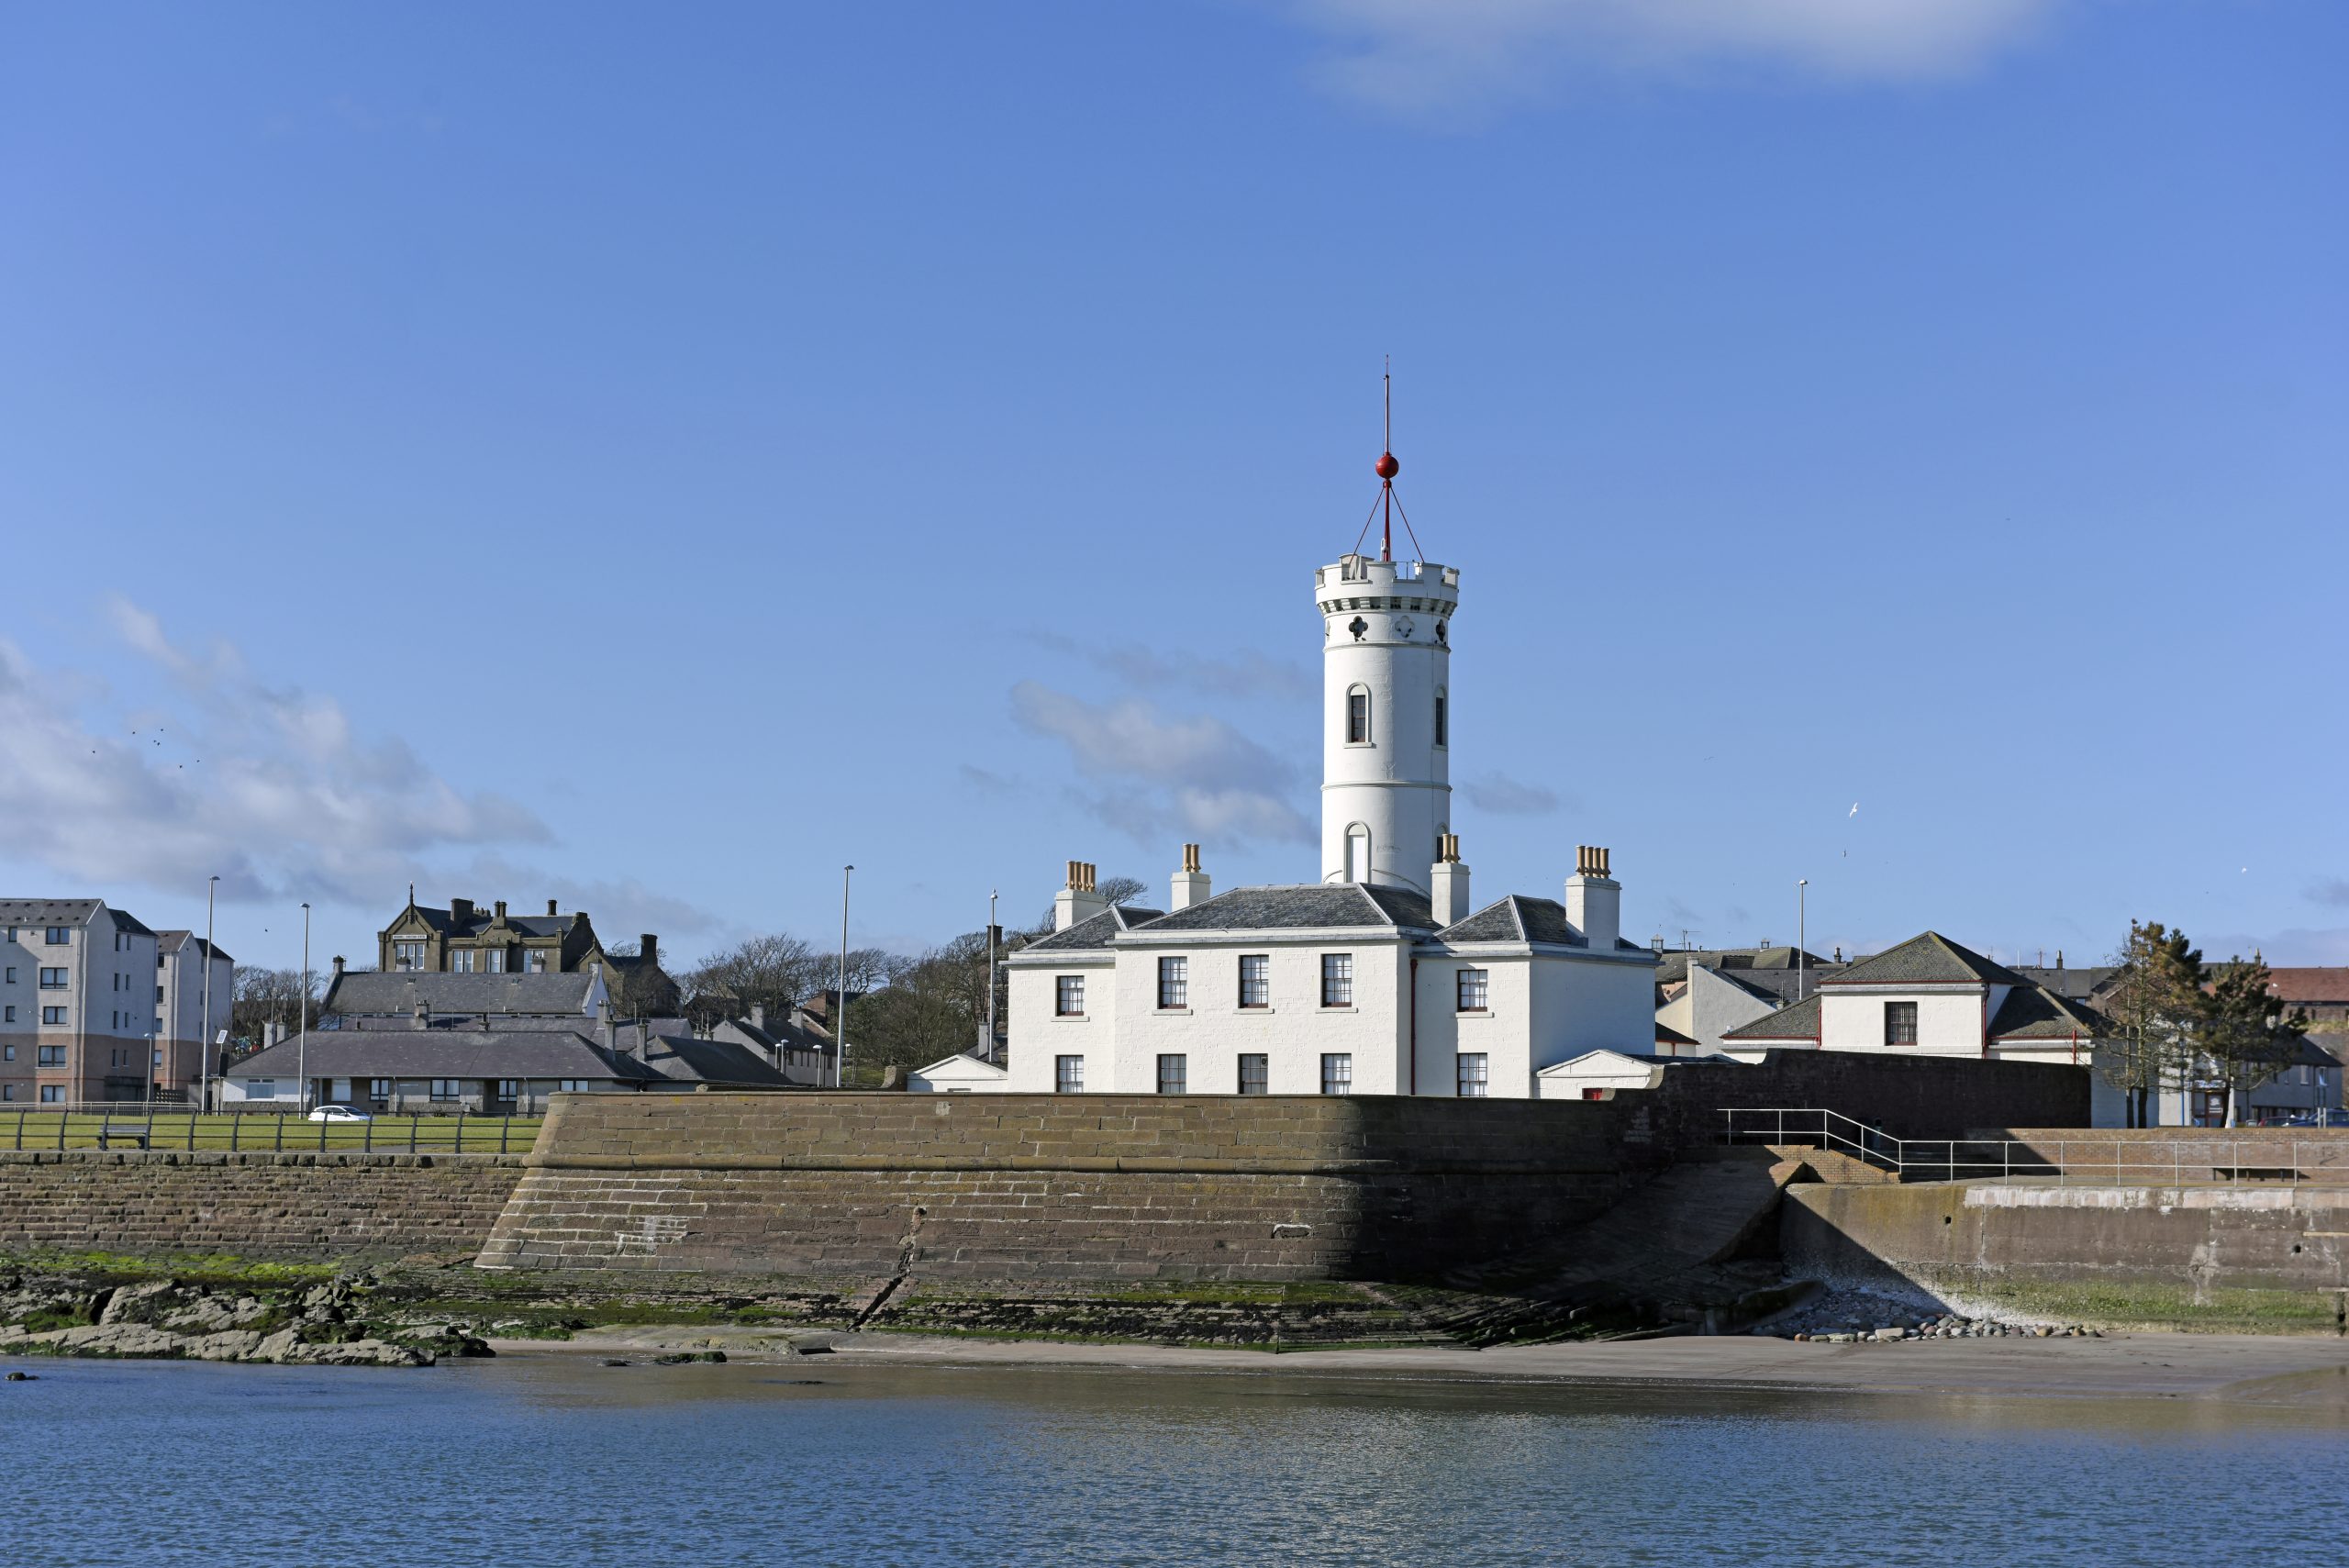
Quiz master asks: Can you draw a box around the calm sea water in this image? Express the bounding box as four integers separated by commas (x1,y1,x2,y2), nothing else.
5,1355,2345,1567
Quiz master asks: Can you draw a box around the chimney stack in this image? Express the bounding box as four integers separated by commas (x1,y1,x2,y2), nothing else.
412,998,429,1030
640,934,658,965
598,997,618,1055
547,899,558,917
494,900,507,921
1565,845,1620,951
751,1002,765,1030
1170,844,1210,912
1052,861,1108,931
1430,834,1470,926
451,896,474,927
332,955,345,975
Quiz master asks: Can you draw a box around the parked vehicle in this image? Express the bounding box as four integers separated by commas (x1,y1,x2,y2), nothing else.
306,1105,372,1123
2280,1109,2349,1129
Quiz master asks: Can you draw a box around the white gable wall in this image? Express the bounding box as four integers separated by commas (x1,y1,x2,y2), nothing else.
1820,986,1985,1056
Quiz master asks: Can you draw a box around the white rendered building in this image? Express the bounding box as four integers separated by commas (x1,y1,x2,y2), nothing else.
1000,448,1656,1098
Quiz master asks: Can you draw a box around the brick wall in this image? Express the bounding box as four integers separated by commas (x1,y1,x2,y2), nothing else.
0,1151,524,1263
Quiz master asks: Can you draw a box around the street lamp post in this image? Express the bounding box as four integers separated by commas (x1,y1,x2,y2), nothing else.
200,874,217,1112
1797,880,1809,1004
297,903,310,1116
836,865,854,1089
987,889,998,1062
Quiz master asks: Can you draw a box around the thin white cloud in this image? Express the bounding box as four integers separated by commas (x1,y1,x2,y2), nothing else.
1289,0,2064,111
1462,770,1563,816
1012,681,1314,849
0,606,551,906
1027,632,1319,705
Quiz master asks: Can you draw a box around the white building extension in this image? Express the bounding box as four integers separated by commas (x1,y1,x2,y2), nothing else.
1720,931,2124,1123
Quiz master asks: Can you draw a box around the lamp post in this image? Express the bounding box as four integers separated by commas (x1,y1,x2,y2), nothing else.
1797,880,1809,1004
143,1022,157,1105
836,865,854,1089
987,889,998,1063
297,903,310,1116
199,874,217,1112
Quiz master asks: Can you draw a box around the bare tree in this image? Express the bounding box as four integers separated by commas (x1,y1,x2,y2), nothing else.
229,967,321,1055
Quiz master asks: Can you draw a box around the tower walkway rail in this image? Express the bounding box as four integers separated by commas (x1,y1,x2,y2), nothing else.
1721,1107,2349,1187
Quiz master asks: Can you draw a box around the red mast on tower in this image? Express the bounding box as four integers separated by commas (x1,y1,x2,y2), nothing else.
1354,357,1421,563
1376,362,1397,562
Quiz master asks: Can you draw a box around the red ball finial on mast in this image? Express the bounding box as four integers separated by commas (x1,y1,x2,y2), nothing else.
1375,451,1399,480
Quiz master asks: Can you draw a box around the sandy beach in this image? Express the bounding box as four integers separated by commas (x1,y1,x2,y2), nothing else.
488,1324,2349,1407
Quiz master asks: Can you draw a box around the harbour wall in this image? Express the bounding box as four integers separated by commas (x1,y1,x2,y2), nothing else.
1783,1167,2349,1331
475,1055,2084,1281
0,1151,525,1265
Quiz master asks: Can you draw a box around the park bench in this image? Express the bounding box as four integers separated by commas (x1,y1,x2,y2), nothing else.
96,1123,151,1150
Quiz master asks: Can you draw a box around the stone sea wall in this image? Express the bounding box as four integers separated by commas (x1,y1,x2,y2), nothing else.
477,1057,2086,1282
0,1151,524,1264
1783,1174,2349,1331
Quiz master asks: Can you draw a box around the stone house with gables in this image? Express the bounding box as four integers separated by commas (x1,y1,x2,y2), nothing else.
374,892,679,1016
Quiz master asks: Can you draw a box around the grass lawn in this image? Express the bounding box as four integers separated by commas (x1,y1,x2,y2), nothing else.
0,1111,543,1154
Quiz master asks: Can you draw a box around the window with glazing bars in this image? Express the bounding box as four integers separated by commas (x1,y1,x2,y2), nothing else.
1157,956,1187,1009
1347,689,1370,744
1456,968,1488,1012
1238,1053,1268,1095
1321,953,1353,1007
1456,1052,1489,1098
1884,1002,1919,1045
1054,1054,1085,1094
1055,975,1085,1017
1156,1054,1186,1095
1238,954,1269,1008
1320,1053,1353,1095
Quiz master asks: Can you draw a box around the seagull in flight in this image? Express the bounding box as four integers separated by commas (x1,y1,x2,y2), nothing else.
1848,803,1860,817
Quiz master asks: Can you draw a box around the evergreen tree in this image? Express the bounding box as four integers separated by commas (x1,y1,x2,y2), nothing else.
2099,921,2202,1127
2199,952,2310,1125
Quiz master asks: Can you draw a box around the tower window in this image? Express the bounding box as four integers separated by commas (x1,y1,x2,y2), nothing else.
1346,687,1371,744
1435,689,1447,747
1344,825,1371,884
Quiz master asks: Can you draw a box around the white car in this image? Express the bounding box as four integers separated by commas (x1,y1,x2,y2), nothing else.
306,1105,372,1123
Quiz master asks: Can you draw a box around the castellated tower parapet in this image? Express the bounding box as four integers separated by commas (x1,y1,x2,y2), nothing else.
1318,553,1460,895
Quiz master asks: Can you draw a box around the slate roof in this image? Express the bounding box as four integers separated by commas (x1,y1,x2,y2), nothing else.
1020,906,1169,953
1655,1021,1699,1048
1134,884,1436,934
228,1029,658,1083
322,970,601,1018
1438,895,1584,947
1989,984,2112,1040
152,930,235,963
1823,931,2026,989
226,1026,788,1087
1653,947,1830,984
394,903,577,940
2009,965,2123,1001
1720,993,1822,1041
0,899,154,936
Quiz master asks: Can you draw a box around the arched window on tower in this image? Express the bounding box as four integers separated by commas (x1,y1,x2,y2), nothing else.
1434,687,1447,748
1345,824,1372,884
1346,685,1372,745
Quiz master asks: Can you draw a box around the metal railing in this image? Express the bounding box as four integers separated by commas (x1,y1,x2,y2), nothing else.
2,1109,541,1156
1720,1106,2349,1187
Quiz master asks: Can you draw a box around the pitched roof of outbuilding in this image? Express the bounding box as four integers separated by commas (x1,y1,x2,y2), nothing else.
1989,984,2112,1040
1823,931,2026,989
1720,993,1823,1042
322,970,601,1018
227,1029,656,1082
1131,884,1435,935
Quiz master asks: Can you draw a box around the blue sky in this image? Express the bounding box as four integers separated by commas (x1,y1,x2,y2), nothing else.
3,2,2343,975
